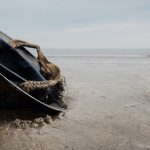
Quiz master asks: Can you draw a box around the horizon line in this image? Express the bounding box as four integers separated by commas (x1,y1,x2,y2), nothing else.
44,48,150,50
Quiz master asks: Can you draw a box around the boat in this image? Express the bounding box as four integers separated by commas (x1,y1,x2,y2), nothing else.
0,31,66,113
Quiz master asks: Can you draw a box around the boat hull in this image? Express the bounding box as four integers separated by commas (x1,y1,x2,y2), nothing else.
0,73,65,113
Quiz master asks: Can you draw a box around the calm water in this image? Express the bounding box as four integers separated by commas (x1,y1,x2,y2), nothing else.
42,49,150,65
44,49,150,57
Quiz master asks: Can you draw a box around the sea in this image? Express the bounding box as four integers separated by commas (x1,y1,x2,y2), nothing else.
42,49,150,65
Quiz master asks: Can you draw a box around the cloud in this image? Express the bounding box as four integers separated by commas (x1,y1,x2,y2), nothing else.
56,21,150,36
0,0,150,48
17,20,149,49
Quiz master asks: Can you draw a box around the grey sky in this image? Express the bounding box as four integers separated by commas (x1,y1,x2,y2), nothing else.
1,0,150,48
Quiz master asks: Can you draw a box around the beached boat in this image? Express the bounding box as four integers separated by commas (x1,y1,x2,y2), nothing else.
0,31,66,113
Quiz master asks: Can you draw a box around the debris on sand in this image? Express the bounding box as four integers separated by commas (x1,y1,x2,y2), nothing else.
11,115,53,129
44,115,53,124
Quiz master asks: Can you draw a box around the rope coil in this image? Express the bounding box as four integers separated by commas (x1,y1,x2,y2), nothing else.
9,39,67,108
9,39,61,93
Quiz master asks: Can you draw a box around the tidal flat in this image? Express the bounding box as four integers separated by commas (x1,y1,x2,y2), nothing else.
1,49,150,150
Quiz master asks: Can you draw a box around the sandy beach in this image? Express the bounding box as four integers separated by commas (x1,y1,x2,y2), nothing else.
1,50,150,150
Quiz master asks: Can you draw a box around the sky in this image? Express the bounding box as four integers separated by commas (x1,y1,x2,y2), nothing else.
0,0,150,49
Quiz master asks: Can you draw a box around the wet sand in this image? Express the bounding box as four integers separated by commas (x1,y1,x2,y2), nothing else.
1,56,150,150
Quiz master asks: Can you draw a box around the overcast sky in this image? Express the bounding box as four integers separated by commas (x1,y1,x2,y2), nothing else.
0,0,150,49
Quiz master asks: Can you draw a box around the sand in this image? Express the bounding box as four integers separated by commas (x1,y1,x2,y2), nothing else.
1,56,150,150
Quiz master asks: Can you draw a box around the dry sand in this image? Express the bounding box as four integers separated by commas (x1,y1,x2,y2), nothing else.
1,57,150,150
